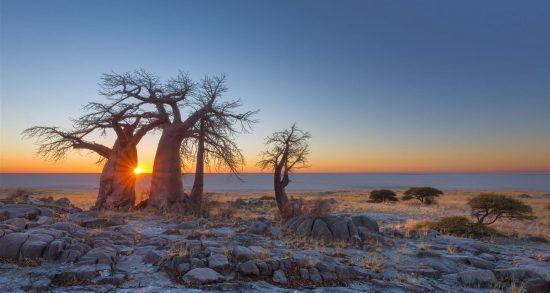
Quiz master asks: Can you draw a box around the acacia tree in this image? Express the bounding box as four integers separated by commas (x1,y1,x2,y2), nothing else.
401,187,443,205
182,101,257,214
258,124,311,213
468,193,535,225
99,70,239,211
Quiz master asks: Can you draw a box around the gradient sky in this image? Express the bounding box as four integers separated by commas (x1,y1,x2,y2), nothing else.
1,0,549,173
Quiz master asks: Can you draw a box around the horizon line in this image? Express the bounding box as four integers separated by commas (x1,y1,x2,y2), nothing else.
1,171,549,175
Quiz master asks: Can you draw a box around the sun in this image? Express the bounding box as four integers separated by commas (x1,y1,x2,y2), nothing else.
133,167,143,175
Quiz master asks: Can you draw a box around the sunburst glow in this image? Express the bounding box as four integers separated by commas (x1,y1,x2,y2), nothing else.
134,167,143,175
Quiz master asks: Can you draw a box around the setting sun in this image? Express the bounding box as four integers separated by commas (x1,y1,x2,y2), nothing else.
134,167,143,175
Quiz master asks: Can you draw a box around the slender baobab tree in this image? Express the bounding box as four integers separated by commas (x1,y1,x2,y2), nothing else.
182,101,257,213
99,70,236,211
258,124,311,213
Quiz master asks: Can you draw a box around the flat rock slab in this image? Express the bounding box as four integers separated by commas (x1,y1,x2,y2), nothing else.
182,268,224,285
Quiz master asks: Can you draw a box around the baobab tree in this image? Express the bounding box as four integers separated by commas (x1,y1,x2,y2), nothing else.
74,101,165,210
99,70,243,211
258,124,311,214
23,97,165,211
182,101,257,214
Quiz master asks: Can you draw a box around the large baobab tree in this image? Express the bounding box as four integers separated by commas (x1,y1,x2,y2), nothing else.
99,70,239,211
74,101,165,210
23,97,165,211
181,101,257,214
258,124,311,213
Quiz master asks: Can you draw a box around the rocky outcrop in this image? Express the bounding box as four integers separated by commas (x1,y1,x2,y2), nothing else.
284,214,379,242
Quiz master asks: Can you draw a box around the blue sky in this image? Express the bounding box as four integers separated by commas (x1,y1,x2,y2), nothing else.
1,0,549,172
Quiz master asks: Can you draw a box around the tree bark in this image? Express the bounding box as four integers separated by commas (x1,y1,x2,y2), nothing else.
148,127,186,211
188,120,205,212
273,167,289,212
95,139,137,210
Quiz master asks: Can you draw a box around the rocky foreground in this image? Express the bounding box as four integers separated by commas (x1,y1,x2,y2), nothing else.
0,196,548,292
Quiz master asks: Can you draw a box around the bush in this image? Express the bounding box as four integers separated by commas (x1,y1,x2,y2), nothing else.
402,187,443,205
468,193,535,225
7,188,31,199
416,216,498,238
369,189,398,203
279,197,334,222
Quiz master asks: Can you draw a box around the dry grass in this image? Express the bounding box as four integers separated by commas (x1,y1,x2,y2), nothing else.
1,187,548,238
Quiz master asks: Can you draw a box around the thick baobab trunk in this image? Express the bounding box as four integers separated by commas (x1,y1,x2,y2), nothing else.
189,121,205,212
148,128,186,211
95,140,137,210
273,167,289,213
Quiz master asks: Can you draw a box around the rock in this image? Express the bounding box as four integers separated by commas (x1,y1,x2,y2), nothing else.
232,246,256,262
309,267,323,283
524,279,550,292
351,214,379,233
299,268,309,280
2,218,28,230
79,246,118,265
208,254,231,274
525,236,548,243
311,218,333,241
465,256,495,269
50,222,81,233
493,268,540,282
182,268,224,285
239,260,259,276
144,250,162,264
0,204,41,220
531,252,550,262
56,198,71,206
36,216,54,225
248,221,268,235
258,261,272,276
272,269,288,284
20,234,54,259
43,239,67,261
335,265,356,280
478,253,497,262
177,262,191,273
0,232,29,258
286,214,379,242
53,264,100,282
519,194,532,198
457,270,497,287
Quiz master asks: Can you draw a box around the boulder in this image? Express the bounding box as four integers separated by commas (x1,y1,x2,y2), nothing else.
208,254,231,274
0,204,41,220
182,268,224,285
1,218,27,231
285,214,379,242
0,232,29,258
457,270,497,287
239,260,259,276
232,246,256,262
272,269,288,284
248,221,268,235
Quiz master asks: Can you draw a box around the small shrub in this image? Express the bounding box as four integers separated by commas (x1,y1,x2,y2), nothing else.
308,198,334,216
468,193,535,225
415,216,498,238
188,195,213,218
369,189,398,203
279,197,335,221
279,198,308,221
402,187,443,205
216,201,236,219
7,188,31,199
